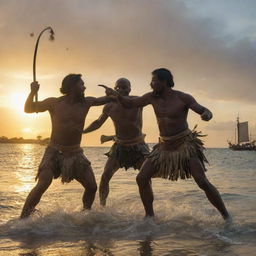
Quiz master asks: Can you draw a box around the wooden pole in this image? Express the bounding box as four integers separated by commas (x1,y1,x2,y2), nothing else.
32,27,55,112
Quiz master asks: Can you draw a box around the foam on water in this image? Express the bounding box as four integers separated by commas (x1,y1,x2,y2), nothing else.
0,200,252,248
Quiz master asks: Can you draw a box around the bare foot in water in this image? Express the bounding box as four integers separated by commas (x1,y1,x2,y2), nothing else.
144,215,155,221
224,215,233,227
20,208,40,219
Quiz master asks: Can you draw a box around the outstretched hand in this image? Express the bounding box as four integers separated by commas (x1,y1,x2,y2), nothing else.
98,84,117,96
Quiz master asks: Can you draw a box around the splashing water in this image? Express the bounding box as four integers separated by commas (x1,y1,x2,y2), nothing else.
0,145,255,255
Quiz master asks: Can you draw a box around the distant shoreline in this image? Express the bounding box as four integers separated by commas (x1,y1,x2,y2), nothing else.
0,141,44,144
0,137,50,145
0,142,227,149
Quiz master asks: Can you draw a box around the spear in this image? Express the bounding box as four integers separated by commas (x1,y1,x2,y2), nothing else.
31,27,55,112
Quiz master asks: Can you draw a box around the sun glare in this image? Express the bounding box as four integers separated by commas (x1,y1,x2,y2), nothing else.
8,92,27,113
22,128,32,133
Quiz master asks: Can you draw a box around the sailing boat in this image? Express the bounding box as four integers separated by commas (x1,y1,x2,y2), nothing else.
228,117,256,151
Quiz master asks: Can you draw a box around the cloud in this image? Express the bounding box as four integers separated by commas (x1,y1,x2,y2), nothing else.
1,1,255,105
205,121,234,131
0,0,256,146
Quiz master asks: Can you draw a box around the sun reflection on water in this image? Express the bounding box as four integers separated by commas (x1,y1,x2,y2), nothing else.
14,144,38,193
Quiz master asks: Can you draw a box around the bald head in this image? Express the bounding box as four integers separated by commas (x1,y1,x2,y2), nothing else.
115,78,131,96
115,78,131,87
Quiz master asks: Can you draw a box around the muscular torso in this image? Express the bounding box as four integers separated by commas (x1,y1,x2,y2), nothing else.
49,97,91,146
150,90,189,136
105,99,143,140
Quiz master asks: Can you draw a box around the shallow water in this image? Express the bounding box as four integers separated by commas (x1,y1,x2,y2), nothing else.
0,144,255,255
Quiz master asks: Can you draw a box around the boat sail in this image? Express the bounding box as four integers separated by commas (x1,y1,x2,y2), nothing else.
228,117,256,150
238,121,249,143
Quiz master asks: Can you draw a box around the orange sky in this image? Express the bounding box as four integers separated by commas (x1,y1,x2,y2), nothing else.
0,0,255,147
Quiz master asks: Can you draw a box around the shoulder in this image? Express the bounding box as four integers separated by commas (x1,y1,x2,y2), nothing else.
42,97,59,106
37,97,59,112
128,95,144,109
174,90,196,104
141,92,153,101
44,97,58,102
84,96,96,106
103,102,114,114
144,92,157,102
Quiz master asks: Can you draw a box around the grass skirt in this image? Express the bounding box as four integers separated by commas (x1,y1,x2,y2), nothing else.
149,127,208,181
36,145,91,183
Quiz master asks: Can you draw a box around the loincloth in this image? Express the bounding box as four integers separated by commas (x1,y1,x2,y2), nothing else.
148,127,208,181
105,134,150,170
36,142,91,183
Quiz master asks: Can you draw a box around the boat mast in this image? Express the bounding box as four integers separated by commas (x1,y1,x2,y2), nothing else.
236,116,240,144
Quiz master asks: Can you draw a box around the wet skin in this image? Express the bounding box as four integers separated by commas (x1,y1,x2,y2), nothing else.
20,78,114,218
83,79,147,206
112,74,230,221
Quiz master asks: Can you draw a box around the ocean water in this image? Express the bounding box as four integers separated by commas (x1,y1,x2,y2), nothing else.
0,144,255,256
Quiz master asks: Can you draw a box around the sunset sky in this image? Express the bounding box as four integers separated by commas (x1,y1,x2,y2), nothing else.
0,0,255,147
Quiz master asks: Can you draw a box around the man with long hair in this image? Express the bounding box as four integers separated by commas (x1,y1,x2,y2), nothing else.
20,74,114,218
104,68,231,222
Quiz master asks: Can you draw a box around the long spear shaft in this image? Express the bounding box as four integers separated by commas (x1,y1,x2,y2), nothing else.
32,26,54,110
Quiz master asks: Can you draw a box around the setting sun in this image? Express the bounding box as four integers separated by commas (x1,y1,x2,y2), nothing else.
0,1,256,255
22,127,32,133
8,92,27,113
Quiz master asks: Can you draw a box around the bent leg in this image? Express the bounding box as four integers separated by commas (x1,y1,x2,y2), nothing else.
99,157,119,206
136,158,157,217
20,168,53,219
135,155,147,170
75,165,97,210
189,157,230,220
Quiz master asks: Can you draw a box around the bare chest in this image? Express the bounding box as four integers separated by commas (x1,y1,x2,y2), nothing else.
52,102,89,124
108,104,142,122
152,95,187,118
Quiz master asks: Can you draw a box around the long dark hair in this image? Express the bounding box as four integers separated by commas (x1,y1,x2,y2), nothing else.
60,74,82,94
152,68,174,87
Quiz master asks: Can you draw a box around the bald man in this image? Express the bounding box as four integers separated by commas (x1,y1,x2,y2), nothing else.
83,78,149,206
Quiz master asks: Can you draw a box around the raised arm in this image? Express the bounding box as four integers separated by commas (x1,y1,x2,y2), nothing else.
98,84,151,108
83,106,109,134
180,92,213,121
86,96,116,107
24,81,55,113
117,93,151,108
